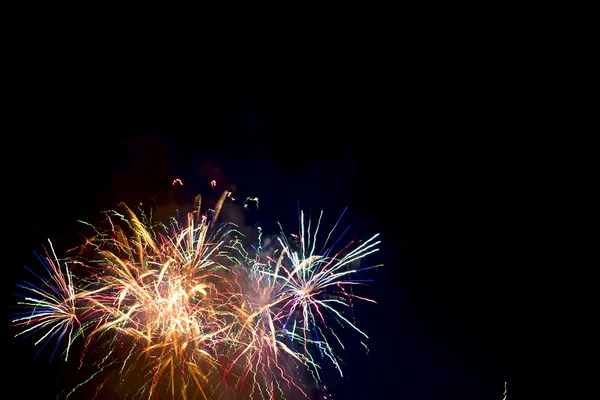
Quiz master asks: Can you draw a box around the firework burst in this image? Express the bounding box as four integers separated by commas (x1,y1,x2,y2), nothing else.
13,191,381,400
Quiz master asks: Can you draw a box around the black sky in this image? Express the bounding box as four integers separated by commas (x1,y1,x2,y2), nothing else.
3,70,524,399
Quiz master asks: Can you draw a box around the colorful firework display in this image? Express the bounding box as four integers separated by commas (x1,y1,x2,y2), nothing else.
12,190,381,399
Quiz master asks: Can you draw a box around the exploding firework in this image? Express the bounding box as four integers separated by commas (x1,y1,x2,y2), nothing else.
13,191,381,400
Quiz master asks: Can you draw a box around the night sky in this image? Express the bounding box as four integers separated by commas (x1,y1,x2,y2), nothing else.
4,75,523,399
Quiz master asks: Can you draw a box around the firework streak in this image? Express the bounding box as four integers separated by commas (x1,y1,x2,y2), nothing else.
13,191,382,399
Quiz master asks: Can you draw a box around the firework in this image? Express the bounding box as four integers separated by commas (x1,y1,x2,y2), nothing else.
13,241,80,362
13,191,381,400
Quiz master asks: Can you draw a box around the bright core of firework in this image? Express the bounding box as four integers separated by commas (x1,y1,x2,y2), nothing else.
13,191,382,400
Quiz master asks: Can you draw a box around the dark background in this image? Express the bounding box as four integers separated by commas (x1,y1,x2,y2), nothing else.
3,68,524,399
